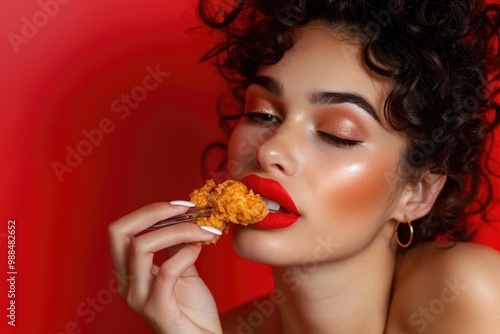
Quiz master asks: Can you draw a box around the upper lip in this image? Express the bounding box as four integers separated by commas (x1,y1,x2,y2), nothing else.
240,175,299,216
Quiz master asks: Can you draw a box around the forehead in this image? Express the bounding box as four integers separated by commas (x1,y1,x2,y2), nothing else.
254,24,393,123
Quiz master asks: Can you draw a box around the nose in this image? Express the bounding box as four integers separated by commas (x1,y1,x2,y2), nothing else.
254,126,300,176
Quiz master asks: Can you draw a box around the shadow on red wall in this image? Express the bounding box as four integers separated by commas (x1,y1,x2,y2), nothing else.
1,1,273,333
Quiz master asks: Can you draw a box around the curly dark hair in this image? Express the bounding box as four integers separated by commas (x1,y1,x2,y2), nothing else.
197,0,500,248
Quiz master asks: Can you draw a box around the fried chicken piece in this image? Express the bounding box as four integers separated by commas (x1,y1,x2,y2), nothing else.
189,179,269,244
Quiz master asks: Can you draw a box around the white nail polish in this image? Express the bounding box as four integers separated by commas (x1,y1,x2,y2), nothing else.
170,200,196,207
199,226,222,235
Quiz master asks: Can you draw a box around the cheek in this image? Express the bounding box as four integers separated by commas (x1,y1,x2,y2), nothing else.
227,127,254,179
319,159,398,218
227,125,272,179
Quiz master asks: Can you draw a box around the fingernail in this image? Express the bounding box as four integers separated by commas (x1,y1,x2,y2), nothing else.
199,226,222,235
170,200,196,207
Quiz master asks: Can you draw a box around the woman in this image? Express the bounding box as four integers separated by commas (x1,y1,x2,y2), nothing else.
108,0,500,332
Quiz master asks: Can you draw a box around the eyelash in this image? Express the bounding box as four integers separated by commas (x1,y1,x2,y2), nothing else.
243,112,361,148
243,112,280,125
317,131,361,148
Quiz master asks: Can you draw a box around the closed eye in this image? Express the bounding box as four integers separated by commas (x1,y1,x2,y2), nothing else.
317,131,362,148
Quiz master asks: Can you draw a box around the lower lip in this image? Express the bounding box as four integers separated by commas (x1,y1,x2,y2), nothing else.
252,212,298,229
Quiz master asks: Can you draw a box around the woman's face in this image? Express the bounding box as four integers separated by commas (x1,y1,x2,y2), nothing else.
227,24,408,266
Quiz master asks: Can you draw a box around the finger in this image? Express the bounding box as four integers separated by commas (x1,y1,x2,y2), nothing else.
166,243,186,257
127,222,217,306
108,202,189,296
166,245,202,278
149,244,203,313
151,264,160,276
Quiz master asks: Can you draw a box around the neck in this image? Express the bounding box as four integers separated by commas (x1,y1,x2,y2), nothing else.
272,237,397,334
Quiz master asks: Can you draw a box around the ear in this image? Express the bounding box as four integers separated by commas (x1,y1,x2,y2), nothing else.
392,173,447,222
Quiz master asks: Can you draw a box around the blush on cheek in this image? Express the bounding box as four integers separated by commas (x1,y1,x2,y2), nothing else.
325,162,398,215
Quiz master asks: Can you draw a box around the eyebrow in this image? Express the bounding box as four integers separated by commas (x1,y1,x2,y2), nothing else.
309,91,381,124
249,75,381,124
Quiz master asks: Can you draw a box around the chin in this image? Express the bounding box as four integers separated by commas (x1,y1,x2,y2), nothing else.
230,225,330,267
230,226,289,266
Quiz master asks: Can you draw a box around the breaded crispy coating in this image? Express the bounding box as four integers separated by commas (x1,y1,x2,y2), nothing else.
189,179,269,244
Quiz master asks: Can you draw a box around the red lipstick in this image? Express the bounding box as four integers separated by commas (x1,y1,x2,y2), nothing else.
241,175,299,229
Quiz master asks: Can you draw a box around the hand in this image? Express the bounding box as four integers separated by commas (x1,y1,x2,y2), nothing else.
108,202,223,334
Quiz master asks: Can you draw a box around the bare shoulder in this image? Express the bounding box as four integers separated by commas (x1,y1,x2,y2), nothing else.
220,294,281,334
389,242,500,333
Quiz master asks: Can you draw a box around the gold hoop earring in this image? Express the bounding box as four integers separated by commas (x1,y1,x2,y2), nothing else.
394,215,414,248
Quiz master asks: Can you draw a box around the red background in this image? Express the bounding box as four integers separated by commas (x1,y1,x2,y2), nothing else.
0,0,498,333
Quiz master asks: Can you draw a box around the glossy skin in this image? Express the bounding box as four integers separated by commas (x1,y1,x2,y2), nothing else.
108,23,500,334
228,24,409,267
